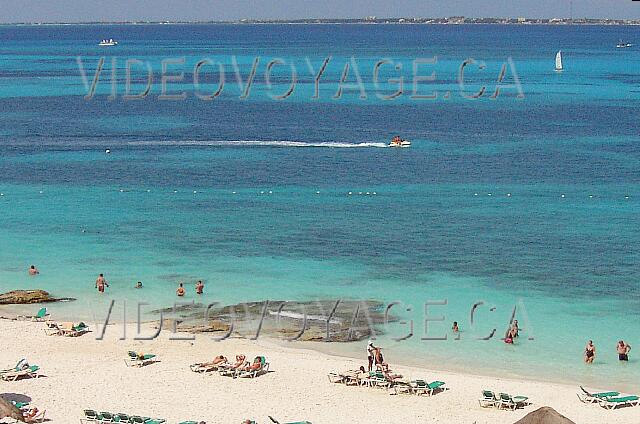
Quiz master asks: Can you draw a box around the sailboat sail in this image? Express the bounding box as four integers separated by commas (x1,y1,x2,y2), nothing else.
555,50,563,71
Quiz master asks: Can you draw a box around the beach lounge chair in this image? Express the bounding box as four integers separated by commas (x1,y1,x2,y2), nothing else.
98,412,115,422
22,407,46,423
59,321,89,337
238,356,269,378
269,417,312,424
219,355,248,377
479,390,499,408
126,351,158,367
82,409,103,423
410,380,446,396
18,307,49,322
577,386,620,404
190,357,227,373
498,393,529,410
598,395,640,410
0,365,40,381
44,321,62,336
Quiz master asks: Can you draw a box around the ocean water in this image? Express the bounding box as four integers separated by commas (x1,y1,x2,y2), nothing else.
0,23,638,391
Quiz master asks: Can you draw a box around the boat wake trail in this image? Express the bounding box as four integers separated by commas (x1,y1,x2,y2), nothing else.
126,140,389,148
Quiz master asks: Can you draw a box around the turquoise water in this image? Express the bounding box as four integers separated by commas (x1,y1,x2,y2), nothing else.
0,24,638,391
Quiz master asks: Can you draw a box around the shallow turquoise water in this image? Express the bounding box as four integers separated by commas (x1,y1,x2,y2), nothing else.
0,23,638,391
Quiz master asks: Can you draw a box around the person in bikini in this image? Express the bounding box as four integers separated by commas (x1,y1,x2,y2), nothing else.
584,340,596,364
176,283,185,297
195,280,204,295
28,265,39,276
95,273,109,293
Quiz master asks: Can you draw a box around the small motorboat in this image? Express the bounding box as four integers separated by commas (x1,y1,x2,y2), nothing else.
98,38,118,47
616,40,633,48
388,136,411,148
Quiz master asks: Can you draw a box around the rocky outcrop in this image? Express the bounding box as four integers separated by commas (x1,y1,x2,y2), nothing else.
152,299,397,343
0,290,74,305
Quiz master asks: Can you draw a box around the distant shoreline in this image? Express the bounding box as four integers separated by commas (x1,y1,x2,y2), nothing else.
1,18,640,26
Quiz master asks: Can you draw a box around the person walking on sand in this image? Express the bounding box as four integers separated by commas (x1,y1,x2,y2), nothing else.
195,280,204,295
584,340,596,364
95,273,109,293
617,340,631,361
176,282,185,297
28,265,39,276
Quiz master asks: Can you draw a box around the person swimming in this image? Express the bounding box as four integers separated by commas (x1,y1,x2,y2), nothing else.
135,281,143,289
28,265,39,276
95,273,109,293
452,321,459,332
176,282,185,297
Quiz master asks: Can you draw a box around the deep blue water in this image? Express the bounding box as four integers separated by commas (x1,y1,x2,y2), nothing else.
0,24,638,389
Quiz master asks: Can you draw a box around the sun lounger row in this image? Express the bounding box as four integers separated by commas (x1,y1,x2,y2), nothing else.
82,410,167,423
328,369,446,396
478,390,530,410
578,386,640,410
191,355,269,379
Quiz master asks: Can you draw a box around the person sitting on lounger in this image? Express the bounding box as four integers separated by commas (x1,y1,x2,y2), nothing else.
241,357,263,373
201,355,227,368
229,355,246,369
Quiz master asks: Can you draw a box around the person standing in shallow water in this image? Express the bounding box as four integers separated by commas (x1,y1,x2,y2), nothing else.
176,282,185,297
28,265,39,275
584,340,596,364
617,340,631,361
195,280,204,295
95,273,109,293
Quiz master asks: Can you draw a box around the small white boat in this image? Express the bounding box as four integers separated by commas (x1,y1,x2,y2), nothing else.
616,40,633,48
554,50,563,72
388,136,411,148
98,38,118,47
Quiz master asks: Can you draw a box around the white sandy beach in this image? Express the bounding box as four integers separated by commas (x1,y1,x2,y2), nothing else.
0,318,637,424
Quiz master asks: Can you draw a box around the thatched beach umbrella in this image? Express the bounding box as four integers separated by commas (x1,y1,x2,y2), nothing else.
513,407,575,424
0,396,25,422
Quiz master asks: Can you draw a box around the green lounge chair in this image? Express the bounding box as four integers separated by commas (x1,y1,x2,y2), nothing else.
143,419,166,424
479,390,499,408
126,351,158,367
17,307,49,322
578,386,620,404
269,417,311,424
598,395,640,410
238,356,270,378
83,409,103,422
499,393,529,410
411,380,446,396
99,411,115,422
0,364,40,381
115,413,131,422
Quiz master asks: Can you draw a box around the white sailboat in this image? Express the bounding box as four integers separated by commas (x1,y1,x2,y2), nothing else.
555,50,563,72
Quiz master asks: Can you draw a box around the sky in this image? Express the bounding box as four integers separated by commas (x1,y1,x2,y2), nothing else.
0,0,639,23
